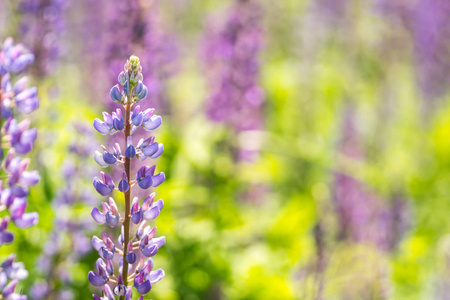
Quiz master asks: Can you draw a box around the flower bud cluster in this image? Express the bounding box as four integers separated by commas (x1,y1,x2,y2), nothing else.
90,56,165,299
0,37,40,299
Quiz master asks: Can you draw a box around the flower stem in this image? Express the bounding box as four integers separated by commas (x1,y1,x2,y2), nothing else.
120,99,132,300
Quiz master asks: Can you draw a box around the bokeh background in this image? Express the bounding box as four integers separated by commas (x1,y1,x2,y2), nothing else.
1,0,449,299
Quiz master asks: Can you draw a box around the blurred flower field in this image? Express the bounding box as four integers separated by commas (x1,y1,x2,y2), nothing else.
1,0,450,299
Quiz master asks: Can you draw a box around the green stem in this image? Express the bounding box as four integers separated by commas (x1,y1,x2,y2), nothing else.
120,98,132,300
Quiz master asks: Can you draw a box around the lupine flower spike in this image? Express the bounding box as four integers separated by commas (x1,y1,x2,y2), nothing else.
203,0,265,161
90,56,165,299
30,124,97,299
0,37,40,299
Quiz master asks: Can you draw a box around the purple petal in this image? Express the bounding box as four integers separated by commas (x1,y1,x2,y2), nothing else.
105,211,119,227
148,269,165,284
1,232,14,245
91,208,106,224
135,280,151,295
102,172,115,190
142,142,159,157
132,112,143,126
13,77,28,94
142,244,159,257
93,119,110,135
134,81,144,96
110,85,122,103
99,247,115,260
2,279,17,296
125,145,136,159
151,143,164,158
92,236,104,251
14,212,38,228
126,252,137,264
143,206,160,220
105,284,115,298
131,210,142,225
94,151,108,168
152,236,166,248
105,260,114,275
151,172,165,187
125,287,132,300
19,170,40,186
118,179,130,193
143,115,162,130
16,95,39,114
88,271,106,287
137,86,148,100
93,177,112,196
103,152,117,165
155,199,164,210
138,176,152,190
113,118,124,131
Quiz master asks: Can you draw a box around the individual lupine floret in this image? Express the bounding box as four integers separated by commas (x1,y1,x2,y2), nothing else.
90,56,166,299
5,119,37,155
132,258,164,295
92,232,116,260
93,172,116,196
88,258,113,287
0,38,34,74
139,232,165,257
9,198,38,228
137,137,163,159
0,218,13,246
91,197,121,227
135,165,165,189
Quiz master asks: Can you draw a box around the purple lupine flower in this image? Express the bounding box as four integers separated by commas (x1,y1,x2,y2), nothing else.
0,37,40,300
333,107,409,251
78,0,177,206
202,0,265,161
18,0,68,76
90,56,166,299
376,0,450,109
31,124,97,299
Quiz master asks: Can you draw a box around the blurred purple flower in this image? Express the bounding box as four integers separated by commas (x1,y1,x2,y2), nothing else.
333,107,410,251
31,124,97,300
18,0,68,76
0,37,40,300
202,0,265,161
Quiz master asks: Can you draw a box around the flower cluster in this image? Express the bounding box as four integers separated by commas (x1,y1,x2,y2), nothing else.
31,124,97,299
0,255,29,300
0,37,40,299
89,56,165,299
18,0,68,76
202,0,265,135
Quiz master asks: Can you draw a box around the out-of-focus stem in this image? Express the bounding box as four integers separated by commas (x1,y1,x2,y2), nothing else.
120,97,132,300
